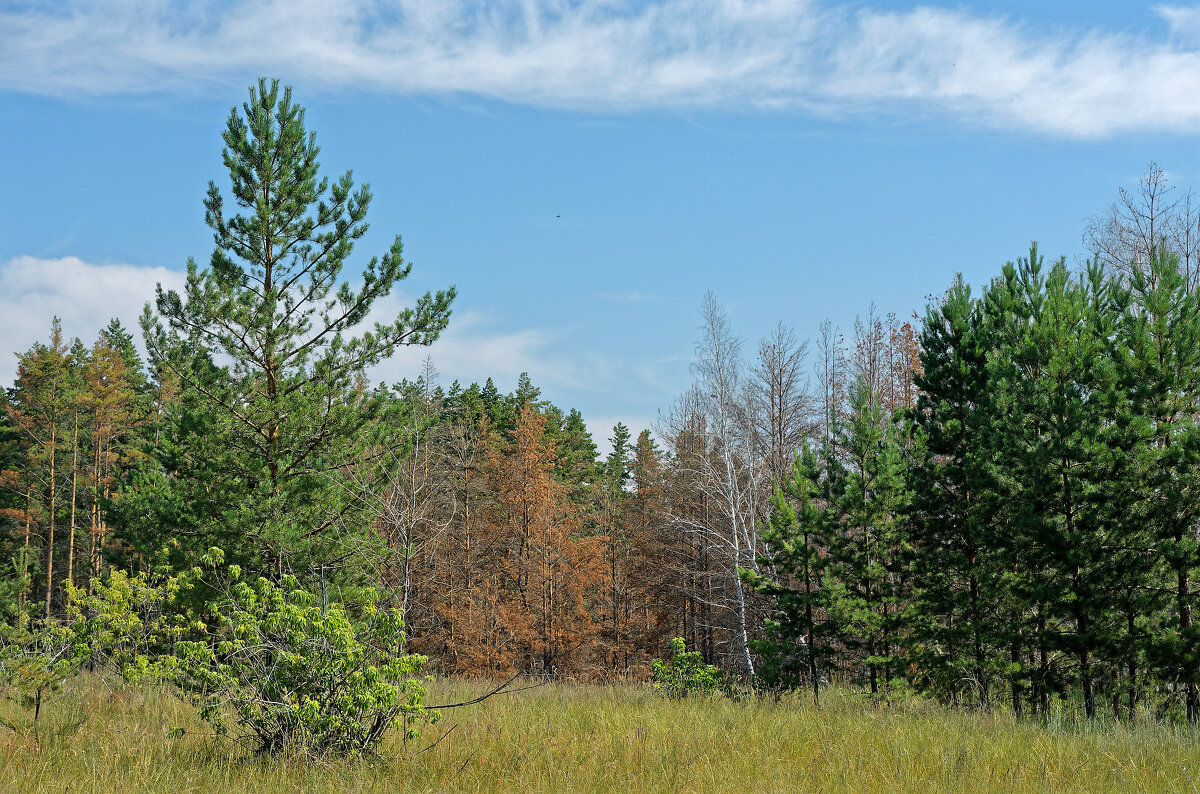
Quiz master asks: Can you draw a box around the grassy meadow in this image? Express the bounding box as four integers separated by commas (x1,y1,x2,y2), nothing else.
3,675,1200,793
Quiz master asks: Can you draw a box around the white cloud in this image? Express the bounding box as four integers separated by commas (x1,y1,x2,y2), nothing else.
0,0,822,104
1158,4,1200,43
374,308,621,396
0,255,673,464
0,256,617,397
5,1,1200,136
0,255,184,380
821,6,1200,137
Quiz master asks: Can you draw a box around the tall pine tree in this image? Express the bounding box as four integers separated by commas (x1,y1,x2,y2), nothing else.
906,275,1004,709
139,78,455,577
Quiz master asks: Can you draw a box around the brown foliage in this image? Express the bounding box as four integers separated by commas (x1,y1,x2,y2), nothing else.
407,403,605,677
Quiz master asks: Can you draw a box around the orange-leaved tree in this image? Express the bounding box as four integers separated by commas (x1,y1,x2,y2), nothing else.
481,403,602,675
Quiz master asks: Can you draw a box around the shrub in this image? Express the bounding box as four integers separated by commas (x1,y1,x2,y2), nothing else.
66,548,438,758
65,569,187,679
651,637,724,699
177,557,437,756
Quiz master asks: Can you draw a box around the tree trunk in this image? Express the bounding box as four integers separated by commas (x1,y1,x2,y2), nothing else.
1128,610,1138,722
1179,563,1198,722
67,413,79,598
44,420,57,620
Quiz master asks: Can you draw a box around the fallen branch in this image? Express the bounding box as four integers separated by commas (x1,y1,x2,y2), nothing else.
425,672,540,710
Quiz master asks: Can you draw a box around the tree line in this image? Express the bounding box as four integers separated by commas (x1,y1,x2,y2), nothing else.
4,76,1200,726
755,241,1200,723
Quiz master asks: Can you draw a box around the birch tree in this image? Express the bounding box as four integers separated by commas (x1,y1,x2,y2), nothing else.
1084,161,1200,292
662,292,765,676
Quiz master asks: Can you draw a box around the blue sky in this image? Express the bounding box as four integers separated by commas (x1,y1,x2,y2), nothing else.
3,1,1200,449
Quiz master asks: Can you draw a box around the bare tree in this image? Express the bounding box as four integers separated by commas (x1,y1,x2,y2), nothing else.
851,308,922,416
1171,190,1200,292
658,387,721,664
1084,161,1200,292
853,304,886,404
884,313,922,413
747,322,814,486
339,362,454,627
815,319,847,445
659,292,765,677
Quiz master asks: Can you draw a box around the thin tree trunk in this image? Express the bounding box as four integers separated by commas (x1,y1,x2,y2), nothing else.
1179,562,1198,722
89,438,100,595
1128,610,1138,722
67,413,79,597
19,486,32,613
734,568,755,678
1010,638,1023,718
45,420,57,620
1038,606,1050,715
804,531,819,706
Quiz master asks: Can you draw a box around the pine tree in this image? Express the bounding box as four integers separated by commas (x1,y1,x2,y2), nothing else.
823,378,907,696
746,442,833,702
599,422,633,673
1117,248,1200,721
627,430,675,666
5,319,76,618
985,248,1117,718
548,407,600,510
100,319,150,404
905,275,1002,708
139,78,455,576
485,403,600,674
80,332,146,583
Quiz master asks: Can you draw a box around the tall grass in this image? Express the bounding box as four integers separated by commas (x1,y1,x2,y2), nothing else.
3,674,1199,793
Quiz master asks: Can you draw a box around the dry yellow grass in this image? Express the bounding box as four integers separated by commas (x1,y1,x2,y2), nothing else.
3,675,1200,793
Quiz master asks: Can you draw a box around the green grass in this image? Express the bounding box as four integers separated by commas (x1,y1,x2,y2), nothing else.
4,675,1200,793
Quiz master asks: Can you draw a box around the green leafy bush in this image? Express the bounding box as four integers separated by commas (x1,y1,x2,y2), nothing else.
177,554,437,756
65,569,188,680
65,548,437,758
651,637,724,699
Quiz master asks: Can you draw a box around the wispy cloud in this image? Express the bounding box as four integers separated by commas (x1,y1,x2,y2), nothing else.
0,256,184,378
4,1,1200,137
1157,4,1200,43
0,255,621,397
0,257,677,452
375,308,625,396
